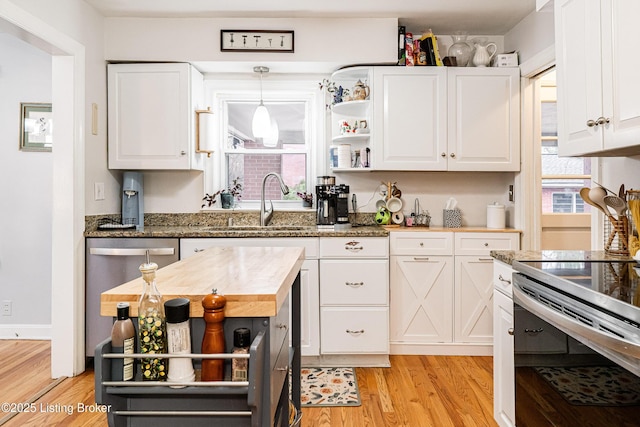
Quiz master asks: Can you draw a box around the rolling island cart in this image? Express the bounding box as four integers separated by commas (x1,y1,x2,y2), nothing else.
95,246,304,427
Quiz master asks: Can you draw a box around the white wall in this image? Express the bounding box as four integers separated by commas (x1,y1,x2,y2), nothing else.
0,33,52,335
504,7,554,69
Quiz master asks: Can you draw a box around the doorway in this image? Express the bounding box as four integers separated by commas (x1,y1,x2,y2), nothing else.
0,6,86,377
534,69,592,250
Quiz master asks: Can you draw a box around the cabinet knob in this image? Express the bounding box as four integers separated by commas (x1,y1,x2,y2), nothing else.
450,153,456,158
180,150,187,156
441,152,447,158
419,242,424,246
484,242,489,247
587,119,597,128
508,328,514,336
596,116,610,126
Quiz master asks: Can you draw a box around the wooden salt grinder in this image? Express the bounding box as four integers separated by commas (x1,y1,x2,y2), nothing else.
201,288,227,381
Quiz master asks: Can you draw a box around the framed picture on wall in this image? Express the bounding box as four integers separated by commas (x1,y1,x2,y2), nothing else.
20,102,52,152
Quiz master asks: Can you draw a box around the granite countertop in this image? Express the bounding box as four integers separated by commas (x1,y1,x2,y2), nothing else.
101,246,305,318
491,249,635,265
84,224,389,238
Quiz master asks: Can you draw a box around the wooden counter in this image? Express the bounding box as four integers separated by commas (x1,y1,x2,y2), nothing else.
101,246,305,318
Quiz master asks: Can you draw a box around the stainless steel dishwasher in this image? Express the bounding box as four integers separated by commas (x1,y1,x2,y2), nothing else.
85,238,179,358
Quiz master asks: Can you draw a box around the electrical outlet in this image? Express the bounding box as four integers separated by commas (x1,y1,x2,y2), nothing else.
1,301,11,316
95,182,105,201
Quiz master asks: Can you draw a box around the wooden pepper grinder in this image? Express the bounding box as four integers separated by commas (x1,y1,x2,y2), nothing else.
201,288,226,381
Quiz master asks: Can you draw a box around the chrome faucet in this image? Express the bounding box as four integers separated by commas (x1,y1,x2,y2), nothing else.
260,172,290,227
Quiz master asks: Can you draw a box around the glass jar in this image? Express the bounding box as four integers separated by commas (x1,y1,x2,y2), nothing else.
138,259,167,381
628,190,640,257
448,31,472,67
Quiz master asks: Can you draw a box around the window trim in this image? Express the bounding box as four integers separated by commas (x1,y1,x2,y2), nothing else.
203,76,324,211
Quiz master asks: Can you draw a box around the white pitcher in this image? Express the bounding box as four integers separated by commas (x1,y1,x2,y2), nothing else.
472,42,497,67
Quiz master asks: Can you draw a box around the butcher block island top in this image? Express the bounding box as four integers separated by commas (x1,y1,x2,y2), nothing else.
101,246,305,318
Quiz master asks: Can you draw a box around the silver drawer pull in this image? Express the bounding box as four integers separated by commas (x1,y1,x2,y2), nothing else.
345,281,364,288
413,257,430,261
344,241,363,252
276,323,287,329
194,248,205,253
478,258,493,262
498,274,512,284
346,329,364,335
89,248,175,256
276,366,289,372
524,328,543,335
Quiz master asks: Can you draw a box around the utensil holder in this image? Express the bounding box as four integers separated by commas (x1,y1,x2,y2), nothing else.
415,212,431,227
443,209,462,228
604,216,629,255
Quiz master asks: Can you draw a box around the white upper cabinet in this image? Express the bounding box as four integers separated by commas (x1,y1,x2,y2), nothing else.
370,66,520,171
372,67,448,170
447,68,520,171
556,0,640,156
108,63,206,170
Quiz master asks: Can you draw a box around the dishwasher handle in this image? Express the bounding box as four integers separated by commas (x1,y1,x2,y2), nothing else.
89,248,175,256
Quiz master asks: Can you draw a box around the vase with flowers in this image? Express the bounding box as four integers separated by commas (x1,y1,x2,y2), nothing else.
297,192,313,208
202,177,243,209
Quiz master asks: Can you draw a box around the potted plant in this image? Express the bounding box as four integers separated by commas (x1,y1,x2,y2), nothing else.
297,192,314,208
202,177,243,209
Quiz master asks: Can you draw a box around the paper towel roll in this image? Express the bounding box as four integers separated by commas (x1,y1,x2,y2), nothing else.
337,144,351,168
487,203,505,229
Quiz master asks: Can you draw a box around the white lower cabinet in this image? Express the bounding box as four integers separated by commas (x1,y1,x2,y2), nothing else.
492,260,515,427
390,231,519,355
319,237,389,356
180,238,320,356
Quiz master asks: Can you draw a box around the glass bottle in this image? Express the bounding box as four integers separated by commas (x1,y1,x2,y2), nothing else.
448,31,472,67
111,302,135,381
138,256,167,381
628,190,640,257
231,328,251,382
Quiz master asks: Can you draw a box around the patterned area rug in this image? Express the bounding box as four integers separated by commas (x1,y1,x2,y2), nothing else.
300,367,361,407
535,366,640,406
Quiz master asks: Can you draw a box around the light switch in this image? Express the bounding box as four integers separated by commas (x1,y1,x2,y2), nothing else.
95,182,105,200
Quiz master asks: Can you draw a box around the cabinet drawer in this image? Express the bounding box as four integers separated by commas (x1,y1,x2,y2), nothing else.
389,232,453,256
320,260,388,305
270,295,290,358
181,237,319,259
320,237,388,258
454,232,519,255
493,260,515,297
514,306,567,354
320,307,389,354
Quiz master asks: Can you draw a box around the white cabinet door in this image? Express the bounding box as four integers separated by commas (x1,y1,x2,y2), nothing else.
555,0,604,156
447,68,520,171
389,255,454,344
602,0,640,152
454,256,495,343
493,288,515,427
556,0,640,156
372,67,447,170
108,63,205,170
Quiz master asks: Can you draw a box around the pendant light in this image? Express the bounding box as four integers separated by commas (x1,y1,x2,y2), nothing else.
252,66,271,139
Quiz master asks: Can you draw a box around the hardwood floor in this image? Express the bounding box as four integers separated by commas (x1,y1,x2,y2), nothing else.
0,341,497,426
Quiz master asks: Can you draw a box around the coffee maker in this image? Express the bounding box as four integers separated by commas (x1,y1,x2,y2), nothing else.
316,176,350,229
122,171,144,231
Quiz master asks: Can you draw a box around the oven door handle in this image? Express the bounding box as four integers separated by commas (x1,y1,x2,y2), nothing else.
513,284,640,360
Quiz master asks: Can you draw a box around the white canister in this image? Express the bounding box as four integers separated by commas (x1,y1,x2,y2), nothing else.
337,144,351,169
486,203,505,229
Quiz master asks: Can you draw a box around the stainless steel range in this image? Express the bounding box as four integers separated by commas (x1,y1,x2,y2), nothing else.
511,259,640,426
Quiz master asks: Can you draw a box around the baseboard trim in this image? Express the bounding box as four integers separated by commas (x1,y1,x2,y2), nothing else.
390,342,493,356
0,324,52,340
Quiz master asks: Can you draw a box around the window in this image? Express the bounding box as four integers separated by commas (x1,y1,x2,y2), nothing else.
539,71,591,214
206,78,321,207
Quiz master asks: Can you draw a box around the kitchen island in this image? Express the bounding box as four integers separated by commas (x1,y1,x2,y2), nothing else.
96,246,304,427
